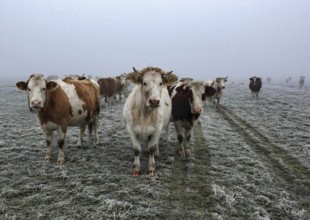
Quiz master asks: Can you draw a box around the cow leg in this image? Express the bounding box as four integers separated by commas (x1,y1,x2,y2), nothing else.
44,130,53,162
164,122,171,142
148,132,160,176
128,127,141,176
174,122,185,157
87,122,93,146
184,128,192,156
93,116,99,145
57,127,67,164
76,125,86,147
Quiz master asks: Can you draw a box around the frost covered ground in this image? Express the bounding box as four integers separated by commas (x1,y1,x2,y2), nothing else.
0,79,309,219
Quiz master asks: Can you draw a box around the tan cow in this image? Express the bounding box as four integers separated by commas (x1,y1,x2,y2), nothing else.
123,66,178,176
16,74,100,164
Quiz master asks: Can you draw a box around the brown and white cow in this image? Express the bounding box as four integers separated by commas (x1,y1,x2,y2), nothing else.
249,76,262,99
123,66,178,176
299,76,305,89
16,74,100,164
168,80,216,157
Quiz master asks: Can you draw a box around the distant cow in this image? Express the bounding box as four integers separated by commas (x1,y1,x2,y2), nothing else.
47,75,58,80
206,76,228,107
123,66,178,176
168,80,216,157
299,76,305,88
16,74,100,164
249,76,262,99
266,77,271,83
97,77,117,106
286,77,292,84
115,74,127,100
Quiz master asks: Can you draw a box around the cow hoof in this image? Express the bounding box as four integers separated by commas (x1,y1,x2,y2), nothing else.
44,157,53,163
57,159,65,164
148,170,155,176
180,150,186,157
132,171,141,176
185,149,191,156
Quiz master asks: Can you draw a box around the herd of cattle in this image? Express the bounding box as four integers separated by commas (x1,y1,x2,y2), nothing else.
16,67,305,175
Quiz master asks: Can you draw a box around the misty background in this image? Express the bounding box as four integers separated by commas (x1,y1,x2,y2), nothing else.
0,0,309,85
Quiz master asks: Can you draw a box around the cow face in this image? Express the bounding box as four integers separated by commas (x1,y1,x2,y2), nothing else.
249,76,261,85
117,74,127,86
215,77,228,92
128,67,177,108
16,74,57,111
183,81,205,114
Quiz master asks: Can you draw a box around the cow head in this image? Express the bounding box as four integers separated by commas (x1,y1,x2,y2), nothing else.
249,76,261,85
116,74,127,87
204,80,216,98
182,81,206,115
215,76,228,92
127,66,178,108
16,74,58,111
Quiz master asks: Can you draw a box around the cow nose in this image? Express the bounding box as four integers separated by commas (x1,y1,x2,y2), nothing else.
222,86,225,89
149,99,160,107
31,100,41,107
192,107,202,114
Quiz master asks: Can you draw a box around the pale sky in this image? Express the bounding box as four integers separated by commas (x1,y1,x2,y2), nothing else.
1,0,309,84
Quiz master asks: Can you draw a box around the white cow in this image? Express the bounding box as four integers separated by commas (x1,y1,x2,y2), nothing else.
206,76,228,107
123,66,178,176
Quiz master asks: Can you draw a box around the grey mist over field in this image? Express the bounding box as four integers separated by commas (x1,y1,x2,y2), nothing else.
0,0,309,85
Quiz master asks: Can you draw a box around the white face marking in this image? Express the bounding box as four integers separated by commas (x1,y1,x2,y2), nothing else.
141,72,163,107
118,75,127,86
189,82,205,113
216,78,227,89
27,74,47,109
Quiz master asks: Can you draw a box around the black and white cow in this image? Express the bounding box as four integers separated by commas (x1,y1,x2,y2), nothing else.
205,76,228,107
167,80,216,157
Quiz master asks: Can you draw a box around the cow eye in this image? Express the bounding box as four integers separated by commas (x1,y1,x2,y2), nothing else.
42,87,46,91
27,88,31,92
143,82,147,86
160,82,163,86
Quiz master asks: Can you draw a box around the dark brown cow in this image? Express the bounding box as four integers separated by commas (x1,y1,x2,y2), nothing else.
249,76,262,99
16,74,100,164
97,77,117,106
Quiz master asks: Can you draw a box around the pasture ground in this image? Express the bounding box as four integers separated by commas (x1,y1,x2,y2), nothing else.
0,80,309,219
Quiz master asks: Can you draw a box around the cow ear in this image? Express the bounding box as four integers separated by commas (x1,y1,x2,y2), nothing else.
162,72,178,86
47,81,58,91
16,81,27,91
126,71,142,84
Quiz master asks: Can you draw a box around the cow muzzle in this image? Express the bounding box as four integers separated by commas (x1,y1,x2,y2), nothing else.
30,100,42,109
149,98,160,108
192,107,202,114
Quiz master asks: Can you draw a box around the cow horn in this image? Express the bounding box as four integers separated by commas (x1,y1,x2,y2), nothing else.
133,67,138,72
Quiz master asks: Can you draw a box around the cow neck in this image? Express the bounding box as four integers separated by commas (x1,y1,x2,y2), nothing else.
37,88,61,125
